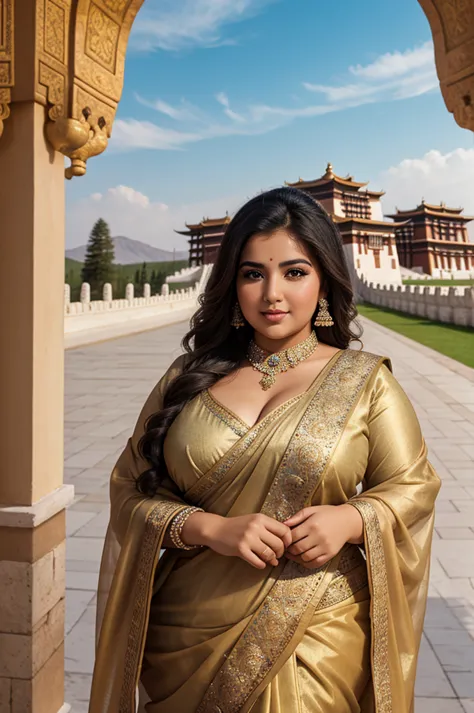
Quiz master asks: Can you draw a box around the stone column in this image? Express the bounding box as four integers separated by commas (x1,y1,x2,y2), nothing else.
0,102,73,712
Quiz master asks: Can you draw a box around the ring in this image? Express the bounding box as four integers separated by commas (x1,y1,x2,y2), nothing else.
261,547,272,560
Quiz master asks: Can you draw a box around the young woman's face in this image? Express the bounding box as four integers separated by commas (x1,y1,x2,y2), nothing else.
235,229,324,341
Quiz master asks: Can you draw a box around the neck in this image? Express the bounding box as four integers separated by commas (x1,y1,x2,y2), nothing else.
252,325,313,354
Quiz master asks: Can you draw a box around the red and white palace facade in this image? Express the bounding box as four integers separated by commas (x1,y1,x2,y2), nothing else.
387,202,474,278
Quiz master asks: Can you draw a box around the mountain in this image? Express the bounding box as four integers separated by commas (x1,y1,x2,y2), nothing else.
66,236,189,265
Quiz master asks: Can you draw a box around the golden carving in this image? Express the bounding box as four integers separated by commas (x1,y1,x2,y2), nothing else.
45,1,66,62
34,0,144,177
86,4,120,73
0,0,14,139
418,0,474,131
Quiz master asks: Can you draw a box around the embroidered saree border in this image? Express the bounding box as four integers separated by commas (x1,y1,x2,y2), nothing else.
349,499,392,713
261,350,381,521
200,390,250,437
195,559,329,713
119,501,187,713
197,351,383,713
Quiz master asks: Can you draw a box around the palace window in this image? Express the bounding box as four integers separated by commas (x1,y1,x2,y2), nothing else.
374,251,381,268
341,193,371,219
368,235,384,250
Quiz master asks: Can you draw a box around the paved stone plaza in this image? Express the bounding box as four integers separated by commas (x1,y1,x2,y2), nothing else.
63,317,474,713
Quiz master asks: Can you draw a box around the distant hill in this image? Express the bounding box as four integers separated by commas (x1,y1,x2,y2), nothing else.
66,235,188,265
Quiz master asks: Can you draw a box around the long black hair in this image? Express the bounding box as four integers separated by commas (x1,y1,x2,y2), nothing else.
137,187,362,495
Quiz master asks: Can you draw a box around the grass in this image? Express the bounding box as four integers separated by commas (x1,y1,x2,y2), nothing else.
403,278,474,286
357,303,474,368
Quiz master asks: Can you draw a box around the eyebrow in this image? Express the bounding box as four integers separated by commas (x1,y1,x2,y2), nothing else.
239,259,313,269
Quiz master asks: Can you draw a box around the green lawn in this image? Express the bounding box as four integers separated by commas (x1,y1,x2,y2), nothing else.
357,303,474,368
403,278,474,286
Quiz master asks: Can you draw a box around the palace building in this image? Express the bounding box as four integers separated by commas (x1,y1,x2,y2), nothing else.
387,201,474,278
177,164,402,286
285,163,402,285
176,215,231,266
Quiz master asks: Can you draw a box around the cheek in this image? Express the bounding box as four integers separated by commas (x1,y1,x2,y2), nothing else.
291,278,320,302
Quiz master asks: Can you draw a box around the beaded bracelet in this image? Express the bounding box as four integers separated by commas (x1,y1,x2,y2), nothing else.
169,506,204,550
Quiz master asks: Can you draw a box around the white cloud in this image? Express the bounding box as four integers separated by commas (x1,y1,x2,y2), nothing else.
115,41,439,152
66,185,244,250
349,42,434,80
303,41,437,107
130,0,278,52
378,148,474,239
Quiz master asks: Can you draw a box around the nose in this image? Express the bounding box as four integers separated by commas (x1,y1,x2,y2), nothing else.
263,274,283,306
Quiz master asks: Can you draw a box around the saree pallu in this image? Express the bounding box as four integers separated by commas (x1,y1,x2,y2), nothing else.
89,349,440,713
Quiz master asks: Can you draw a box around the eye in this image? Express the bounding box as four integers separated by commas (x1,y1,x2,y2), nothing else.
242,270,263,280
286,269,308,278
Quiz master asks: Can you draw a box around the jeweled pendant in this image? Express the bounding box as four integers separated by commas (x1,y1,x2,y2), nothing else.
260,373,275,390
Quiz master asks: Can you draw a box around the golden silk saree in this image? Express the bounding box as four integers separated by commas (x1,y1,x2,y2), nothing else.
89,349,440,713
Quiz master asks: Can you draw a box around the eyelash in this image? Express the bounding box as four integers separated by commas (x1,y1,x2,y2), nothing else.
242,268,308,280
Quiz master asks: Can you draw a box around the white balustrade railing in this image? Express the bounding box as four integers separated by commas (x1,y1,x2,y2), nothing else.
357,278,474,327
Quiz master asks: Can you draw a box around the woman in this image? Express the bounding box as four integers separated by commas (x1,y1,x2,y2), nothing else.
89,187,440,713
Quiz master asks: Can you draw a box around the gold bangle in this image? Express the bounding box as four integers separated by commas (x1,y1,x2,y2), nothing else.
169,507,204,550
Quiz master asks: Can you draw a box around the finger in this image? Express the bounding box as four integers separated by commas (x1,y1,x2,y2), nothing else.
264,519,292,546
241,548,268,570
298,546,326,563
283,508,312,527
253,544,279,567
287,522,313,544
260,532,287,559
287,535,315,556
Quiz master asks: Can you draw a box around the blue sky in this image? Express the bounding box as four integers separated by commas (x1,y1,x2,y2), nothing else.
66,0,474,249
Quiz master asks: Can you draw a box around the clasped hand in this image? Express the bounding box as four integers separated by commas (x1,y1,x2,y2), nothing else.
282,504,364,569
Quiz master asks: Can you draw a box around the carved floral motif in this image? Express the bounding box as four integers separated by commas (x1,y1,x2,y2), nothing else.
0,0,13,138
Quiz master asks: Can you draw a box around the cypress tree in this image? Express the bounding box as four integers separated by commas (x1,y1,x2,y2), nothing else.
81,218,115,299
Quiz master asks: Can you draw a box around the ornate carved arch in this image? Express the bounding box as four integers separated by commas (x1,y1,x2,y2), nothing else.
37,0,145,177
418,0,474,131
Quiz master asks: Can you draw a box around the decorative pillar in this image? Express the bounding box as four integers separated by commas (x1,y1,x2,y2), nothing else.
143,283,151,299
161,283,170,297
0,2,144,713
103,283,113,302
80,282,91,304
125,283,134,302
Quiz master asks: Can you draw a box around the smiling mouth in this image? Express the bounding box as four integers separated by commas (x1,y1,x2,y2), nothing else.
262,311,288,315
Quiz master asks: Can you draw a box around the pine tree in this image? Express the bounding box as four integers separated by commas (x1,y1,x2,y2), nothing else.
140,262,148,294
81,218,115,299
150,269,157,294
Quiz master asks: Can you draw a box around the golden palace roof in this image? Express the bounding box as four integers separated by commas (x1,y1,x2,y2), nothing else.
387,200,473,222
285,162,371,190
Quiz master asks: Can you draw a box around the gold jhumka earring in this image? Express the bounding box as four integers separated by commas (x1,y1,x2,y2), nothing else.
314,297,334,327
231,302,245,328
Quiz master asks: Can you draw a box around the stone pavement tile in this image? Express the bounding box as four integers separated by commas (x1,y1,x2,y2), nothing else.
64,467,86,482
65,590,96,635
64,673,92,704
81,489,110,505
448,674,474,698
435,514,474,528
69,500,106,514
431,445,472,463
67,559,101,573
432,644,474,673
67,537,104,563
65,620,96,674
65,438,98,458
437,486,470,500
66,510,97,537
415,637,456,696
67,571,100,591
435,501,461,513
436,528,474,540
450,469,474,481
425,629,474,646
64,449,115,469
461,700,474,712
424,597,464,630
75,510,110,539
451,500,474,512
462,445,474,458
415,699,464,712
432,541,474,578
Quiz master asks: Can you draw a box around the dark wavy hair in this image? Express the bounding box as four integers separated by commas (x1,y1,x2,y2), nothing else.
137,187,362,496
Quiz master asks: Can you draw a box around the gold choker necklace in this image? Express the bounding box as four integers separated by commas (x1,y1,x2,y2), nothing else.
247,331,319,391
